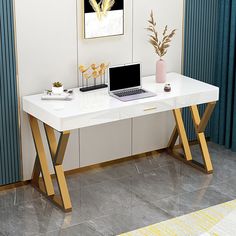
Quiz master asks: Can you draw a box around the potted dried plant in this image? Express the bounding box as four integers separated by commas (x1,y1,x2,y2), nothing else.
147,11,176,83
52,82,63,95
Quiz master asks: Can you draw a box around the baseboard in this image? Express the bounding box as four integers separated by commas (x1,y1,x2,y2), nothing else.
0,180,30,192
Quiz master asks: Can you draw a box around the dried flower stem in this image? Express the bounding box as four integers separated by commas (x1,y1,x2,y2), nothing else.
147,11,176,58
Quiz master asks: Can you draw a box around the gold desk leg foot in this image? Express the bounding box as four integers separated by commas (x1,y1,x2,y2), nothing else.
168,103,216,174
29,115,72,212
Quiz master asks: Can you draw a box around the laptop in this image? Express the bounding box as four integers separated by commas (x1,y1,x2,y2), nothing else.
108,63,156,102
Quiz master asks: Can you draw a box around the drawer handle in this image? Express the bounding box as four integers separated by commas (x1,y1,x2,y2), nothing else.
144,107,157,112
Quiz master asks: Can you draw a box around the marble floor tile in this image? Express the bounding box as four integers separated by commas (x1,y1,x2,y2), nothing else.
69,179,141,214
100,160,138,179
56,169,112,192
210,177,236,199
0,198,65,236
5,179,144,235
0,207,15,236
44,222,103,236
208,142,229,153
179,173,217,192
211,159,236,182
87,202,172,236
51,179,143,230
0,185,42,210
154,187,233,217
53,160,139,194
1,142,236,235
117,166,186,203
133,152,180,174
133,154,161,174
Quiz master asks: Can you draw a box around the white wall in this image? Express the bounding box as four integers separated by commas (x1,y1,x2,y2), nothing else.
77,0,133,66
133,0,183,76
77,0,184,77
15,0,79,179
15,0,184,180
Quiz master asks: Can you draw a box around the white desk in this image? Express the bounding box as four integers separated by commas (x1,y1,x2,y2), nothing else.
23,73,219,212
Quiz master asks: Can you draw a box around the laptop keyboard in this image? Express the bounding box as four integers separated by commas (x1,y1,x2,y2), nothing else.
114,89,147,97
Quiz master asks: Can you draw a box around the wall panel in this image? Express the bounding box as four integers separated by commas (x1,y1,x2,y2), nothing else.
183,0,219,140
132,112,175,155
15,0,184,180
0,0,20,185
77,0,133,85
15,0,79,180
80,119,132,167
133,0,184,76
131,0,183,154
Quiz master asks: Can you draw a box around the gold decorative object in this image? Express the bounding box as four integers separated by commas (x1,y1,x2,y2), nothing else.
89,0,115,20
79,63,109,92
83,73,91,80
79,65,90,73
147,11,176,58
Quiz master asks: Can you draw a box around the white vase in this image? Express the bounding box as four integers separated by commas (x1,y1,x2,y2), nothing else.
52,86,64,95
156,59,166,83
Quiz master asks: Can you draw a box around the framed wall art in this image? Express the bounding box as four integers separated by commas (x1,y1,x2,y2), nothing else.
84,0,124,39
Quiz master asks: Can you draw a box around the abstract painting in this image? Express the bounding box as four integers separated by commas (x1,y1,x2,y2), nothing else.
84,0,124,39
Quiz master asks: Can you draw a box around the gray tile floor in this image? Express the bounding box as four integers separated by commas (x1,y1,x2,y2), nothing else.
1,142,236,236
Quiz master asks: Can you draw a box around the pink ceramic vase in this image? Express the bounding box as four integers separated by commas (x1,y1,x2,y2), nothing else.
156,59,166,83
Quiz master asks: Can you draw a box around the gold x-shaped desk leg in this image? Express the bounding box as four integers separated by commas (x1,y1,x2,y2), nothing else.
167,102,216,174
29,115,72,212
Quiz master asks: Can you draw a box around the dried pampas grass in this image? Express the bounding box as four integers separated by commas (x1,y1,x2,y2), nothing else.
89,0,115,20
147,11,176,58
102,0,115,16
89,0,102,20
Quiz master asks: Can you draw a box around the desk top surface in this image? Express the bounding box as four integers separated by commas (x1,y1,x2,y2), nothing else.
23,73,219,131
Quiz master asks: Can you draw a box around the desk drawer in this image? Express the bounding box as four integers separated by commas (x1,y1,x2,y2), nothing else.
62,110,120,130
120,100,174,120
88,110,120,125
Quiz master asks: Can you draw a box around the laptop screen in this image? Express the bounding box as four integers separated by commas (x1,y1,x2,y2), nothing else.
109,64,141,91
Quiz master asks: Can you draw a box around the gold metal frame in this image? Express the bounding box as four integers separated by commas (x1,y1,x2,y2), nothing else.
82,0,125,39
27,102,215,211
168,102,216,174
29,115,72,212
